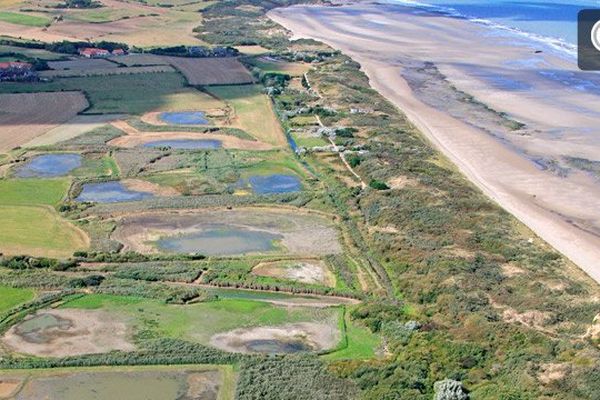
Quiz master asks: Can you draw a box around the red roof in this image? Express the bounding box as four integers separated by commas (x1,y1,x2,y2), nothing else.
0,61,32,70
79,48,110,56
112,49,125,55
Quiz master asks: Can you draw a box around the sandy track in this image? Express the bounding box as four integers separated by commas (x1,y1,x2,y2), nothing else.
0,92,88,153
269,5,600,284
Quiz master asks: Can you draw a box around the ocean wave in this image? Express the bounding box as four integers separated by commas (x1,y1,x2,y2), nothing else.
387,0,577,58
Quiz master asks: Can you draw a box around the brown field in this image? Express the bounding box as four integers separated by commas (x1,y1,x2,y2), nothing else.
0,92,88,153
2,308,135,357
107,120,272,150
47,58,118,70
166,57,254,85
252,259,336,287
39,65,175,78
110,54,171,67
24,114,125,148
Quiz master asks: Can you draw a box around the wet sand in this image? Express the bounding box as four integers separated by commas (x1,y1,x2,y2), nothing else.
269,3,600,283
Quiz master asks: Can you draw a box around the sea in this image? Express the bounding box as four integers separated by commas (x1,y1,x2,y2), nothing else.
393,0,600,57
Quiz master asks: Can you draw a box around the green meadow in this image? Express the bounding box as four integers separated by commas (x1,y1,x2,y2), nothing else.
0,286,35,314
0,11,50,27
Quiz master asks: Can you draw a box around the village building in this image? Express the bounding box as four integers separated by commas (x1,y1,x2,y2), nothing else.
0,62,36,82
79,48,110,58
111,48,126,56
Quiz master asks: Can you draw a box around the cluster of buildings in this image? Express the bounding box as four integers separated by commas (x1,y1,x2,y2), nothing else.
0,62,36,82
78,47,126,58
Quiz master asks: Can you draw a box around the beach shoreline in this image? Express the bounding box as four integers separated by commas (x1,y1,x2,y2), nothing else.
269,3,600,284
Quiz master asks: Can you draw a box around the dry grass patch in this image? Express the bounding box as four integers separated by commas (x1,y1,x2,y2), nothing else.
252,259,336,287
166,57,254,85
0,92,87,153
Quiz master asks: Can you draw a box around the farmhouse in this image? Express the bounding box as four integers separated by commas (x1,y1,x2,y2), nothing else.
112,48,126,56
0,62,36,82
79,48,110,58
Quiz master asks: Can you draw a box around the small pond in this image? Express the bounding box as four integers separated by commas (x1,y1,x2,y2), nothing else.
246,174,302,194
156,225,282,256
142,139,222,150
15,313,72,344
14,154,82,178
159,111,209,125
76,181,154,203
244,339,312,354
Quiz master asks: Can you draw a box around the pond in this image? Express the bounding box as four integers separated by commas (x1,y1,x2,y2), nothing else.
142,139,222,150
244,339,312,354
76,181,154,203
246,174,302,194
14,154,82,178
156,225,282,256
159,111,209,125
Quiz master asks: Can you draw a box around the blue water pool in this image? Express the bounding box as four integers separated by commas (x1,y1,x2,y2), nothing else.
76,181,154,203
14,154,82,178
247,174,302,194
156,226,282,256
159,111,209,125
142,139,222,150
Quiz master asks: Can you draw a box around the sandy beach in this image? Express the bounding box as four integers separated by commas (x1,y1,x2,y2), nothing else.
269,3,600,283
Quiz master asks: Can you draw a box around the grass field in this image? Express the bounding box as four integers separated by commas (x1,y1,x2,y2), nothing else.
0,72,210,115
0,45,64,60
0,205,89,258
0,179,88,258
0,179,69,206
245,57,311,77
0,11,50,27
208,85,286,146
0,286,35,314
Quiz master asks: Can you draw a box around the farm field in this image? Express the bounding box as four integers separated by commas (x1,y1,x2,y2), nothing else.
245,57,311,77
0,73,214,115
208,85,286,146
166,57,254,85
0,365,234,400
0,92,88,153
0,11,49,27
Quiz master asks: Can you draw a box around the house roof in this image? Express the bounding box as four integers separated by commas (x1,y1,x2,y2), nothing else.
112,49,125,54
0,61,32,70
79,48,110,56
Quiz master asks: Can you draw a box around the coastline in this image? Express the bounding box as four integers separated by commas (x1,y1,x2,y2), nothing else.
268,3,600,284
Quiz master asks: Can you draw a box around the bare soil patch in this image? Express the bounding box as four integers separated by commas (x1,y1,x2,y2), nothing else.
0,379,22,398
24,114,124,148
2,308,135,357
253,259,336,287
0,92,88,153
209,322,340,354
166,57,254,85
